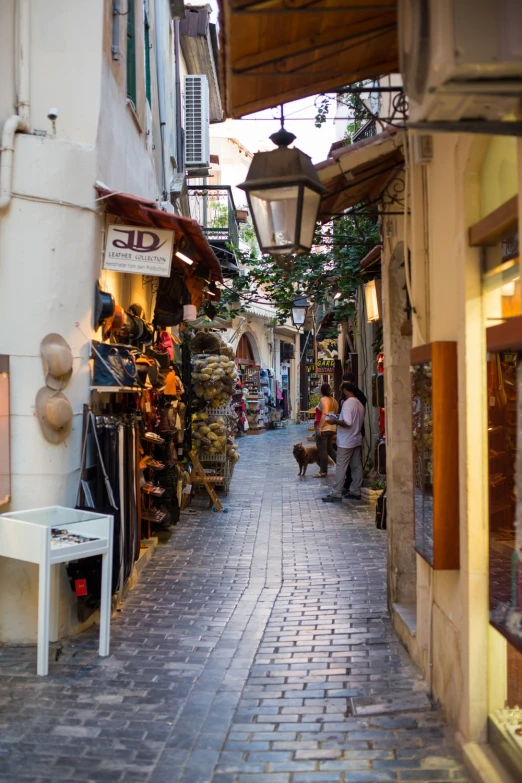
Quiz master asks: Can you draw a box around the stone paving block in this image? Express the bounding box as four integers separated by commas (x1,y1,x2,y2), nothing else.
0,428,470,783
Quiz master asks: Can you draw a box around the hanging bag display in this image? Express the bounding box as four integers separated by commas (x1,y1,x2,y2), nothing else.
67,412,120,620
146,345,171,370
92,341,138,387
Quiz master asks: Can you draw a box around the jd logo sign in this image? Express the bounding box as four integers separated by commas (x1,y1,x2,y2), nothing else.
103,224,174,278
112,229,167,253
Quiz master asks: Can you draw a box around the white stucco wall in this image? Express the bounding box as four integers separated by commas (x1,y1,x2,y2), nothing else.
0,134,101,642
0,0,176,643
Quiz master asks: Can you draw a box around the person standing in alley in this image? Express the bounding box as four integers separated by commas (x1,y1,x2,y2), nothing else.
323,381,365,503
314,383,338,477
340,372,367,409
339,372,366,497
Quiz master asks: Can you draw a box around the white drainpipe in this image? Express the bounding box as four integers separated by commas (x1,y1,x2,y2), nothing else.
0,0,31,212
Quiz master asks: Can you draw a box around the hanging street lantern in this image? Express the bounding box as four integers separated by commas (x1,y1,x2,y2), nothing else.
238,119,326,257
291,293,310,329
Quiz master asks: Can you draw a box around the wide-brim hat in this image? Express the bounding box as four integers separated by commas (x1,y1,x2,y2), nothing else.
35,387,73,444
40,333,73,391
94,281,115,331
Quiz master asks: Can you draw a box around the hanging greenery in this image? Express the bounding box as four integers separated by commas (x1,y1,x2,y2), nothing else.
216,211,380,336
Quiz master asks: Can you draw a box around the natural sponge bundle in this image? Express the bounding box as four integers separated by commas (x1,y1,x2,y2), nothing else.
190,332,221,355
193,353,238,407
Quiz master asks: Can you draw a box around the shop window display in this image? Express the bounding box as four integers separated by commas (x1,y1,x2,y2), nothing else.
488,350,519,647
480,233,522,774
411,361,434,563
410,343,459,570
486,325,522,774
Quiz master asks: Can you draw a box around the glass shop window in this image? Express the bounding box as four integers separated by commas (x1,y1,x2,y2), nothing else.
412,361,433,565
483,232,520,325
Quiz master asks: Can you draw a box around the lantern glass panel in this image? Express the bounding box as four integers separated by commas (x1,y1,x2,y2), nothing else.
291,306,306,327
249,185,299,253
299,187,321,249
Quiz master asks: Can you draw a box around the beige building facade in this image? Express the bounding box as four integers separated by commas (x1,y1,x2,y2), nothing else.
382,132,522,780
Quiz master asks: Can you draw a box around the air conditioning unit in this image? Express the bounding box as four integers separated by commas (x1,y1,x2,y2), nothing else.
184,75,210,169
399,0,522,123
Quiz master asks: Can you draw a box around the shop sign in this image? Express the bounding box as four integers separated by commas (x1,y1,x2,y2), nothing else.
307,364,316,373
103,225,174,277
317,359,335,373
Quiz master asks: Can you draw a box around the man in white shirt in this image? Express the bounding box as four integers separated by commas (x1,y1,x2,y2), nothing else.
322,382,365,503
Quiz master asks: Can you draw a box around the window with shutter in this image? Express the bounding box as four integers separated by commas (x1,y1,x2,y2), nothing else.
126,0,137,108
144,0,152,106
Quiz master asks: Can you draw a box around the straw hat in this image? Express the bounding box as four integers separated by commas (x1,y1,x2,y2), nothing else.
40,333,73,390
35,387,73,444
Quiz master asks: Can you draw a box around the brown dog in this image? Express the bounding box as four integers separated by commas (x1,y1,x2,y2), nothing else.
293,443,334,476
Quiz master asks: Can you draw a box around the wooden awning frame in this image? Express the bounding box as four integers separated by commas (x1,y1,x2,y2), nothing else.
315,129,404,221
218,0,398,118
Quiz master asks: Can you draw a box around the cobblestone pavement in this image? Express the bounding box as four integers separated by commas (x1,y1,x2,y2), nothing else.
0,426,470,783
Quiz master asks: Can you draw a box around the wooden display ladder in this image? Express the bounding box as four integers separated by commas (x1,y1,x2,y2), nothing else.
188,450,223,512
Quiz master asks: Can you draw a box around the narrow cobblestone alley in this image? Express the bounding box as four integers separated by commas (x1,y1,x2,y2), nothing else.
0,426,469,783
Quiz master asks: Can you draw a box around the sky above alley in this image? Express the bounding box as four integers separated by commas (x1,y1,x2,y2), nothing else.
206,0,338,162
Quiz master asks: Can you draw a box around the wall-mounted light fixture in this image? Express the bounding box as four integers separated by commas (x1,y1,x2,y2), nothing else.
175,250,194,265
364,279,381,323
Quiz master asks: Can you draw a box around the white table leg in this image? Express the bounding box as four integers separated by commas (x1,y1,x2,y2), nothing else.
49,565,60,643
99,552,110,657
37,557,51,676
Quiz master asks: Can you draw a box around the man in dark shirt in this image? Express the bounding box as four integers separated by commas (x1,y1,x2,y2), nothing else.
339,373,367,496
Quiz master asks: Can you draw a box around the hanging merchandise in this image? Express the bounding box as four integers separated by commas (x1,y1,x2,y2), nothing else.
192,353,238,407
92,342,138,388
102,305,126,341
153,271,191,326
35,387,73,444
94,281,115,332
159,330,175,360
146,345,171,370
188,332,241,500
70,410,140,621
40,333,74,391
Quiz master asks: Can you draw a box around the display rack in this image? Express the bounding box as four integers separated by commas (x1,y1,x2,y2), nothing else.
246,392,267,434
242,367,260,393
192,404,237,495
0,506,113,675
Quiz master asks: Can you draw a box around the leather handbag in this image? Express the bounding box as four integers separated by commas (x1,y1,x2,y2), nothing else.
92,341,138,387
146,346,170,370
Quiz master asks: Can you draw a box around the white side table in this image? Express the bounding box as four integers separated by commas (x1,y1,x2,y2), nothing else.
0,506,114,675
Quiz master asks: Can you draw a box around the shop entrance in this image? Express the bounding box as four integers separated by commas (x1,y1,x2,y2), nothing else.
236,333,268,433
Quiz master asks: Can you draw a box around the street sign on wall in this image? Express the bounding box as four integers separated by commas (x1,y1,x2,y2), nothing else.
103,224,174,277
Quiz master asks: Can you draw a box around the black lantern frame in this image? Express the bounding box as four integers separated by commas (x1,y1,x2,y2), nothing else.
238,127,325,257
291,293,310,329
